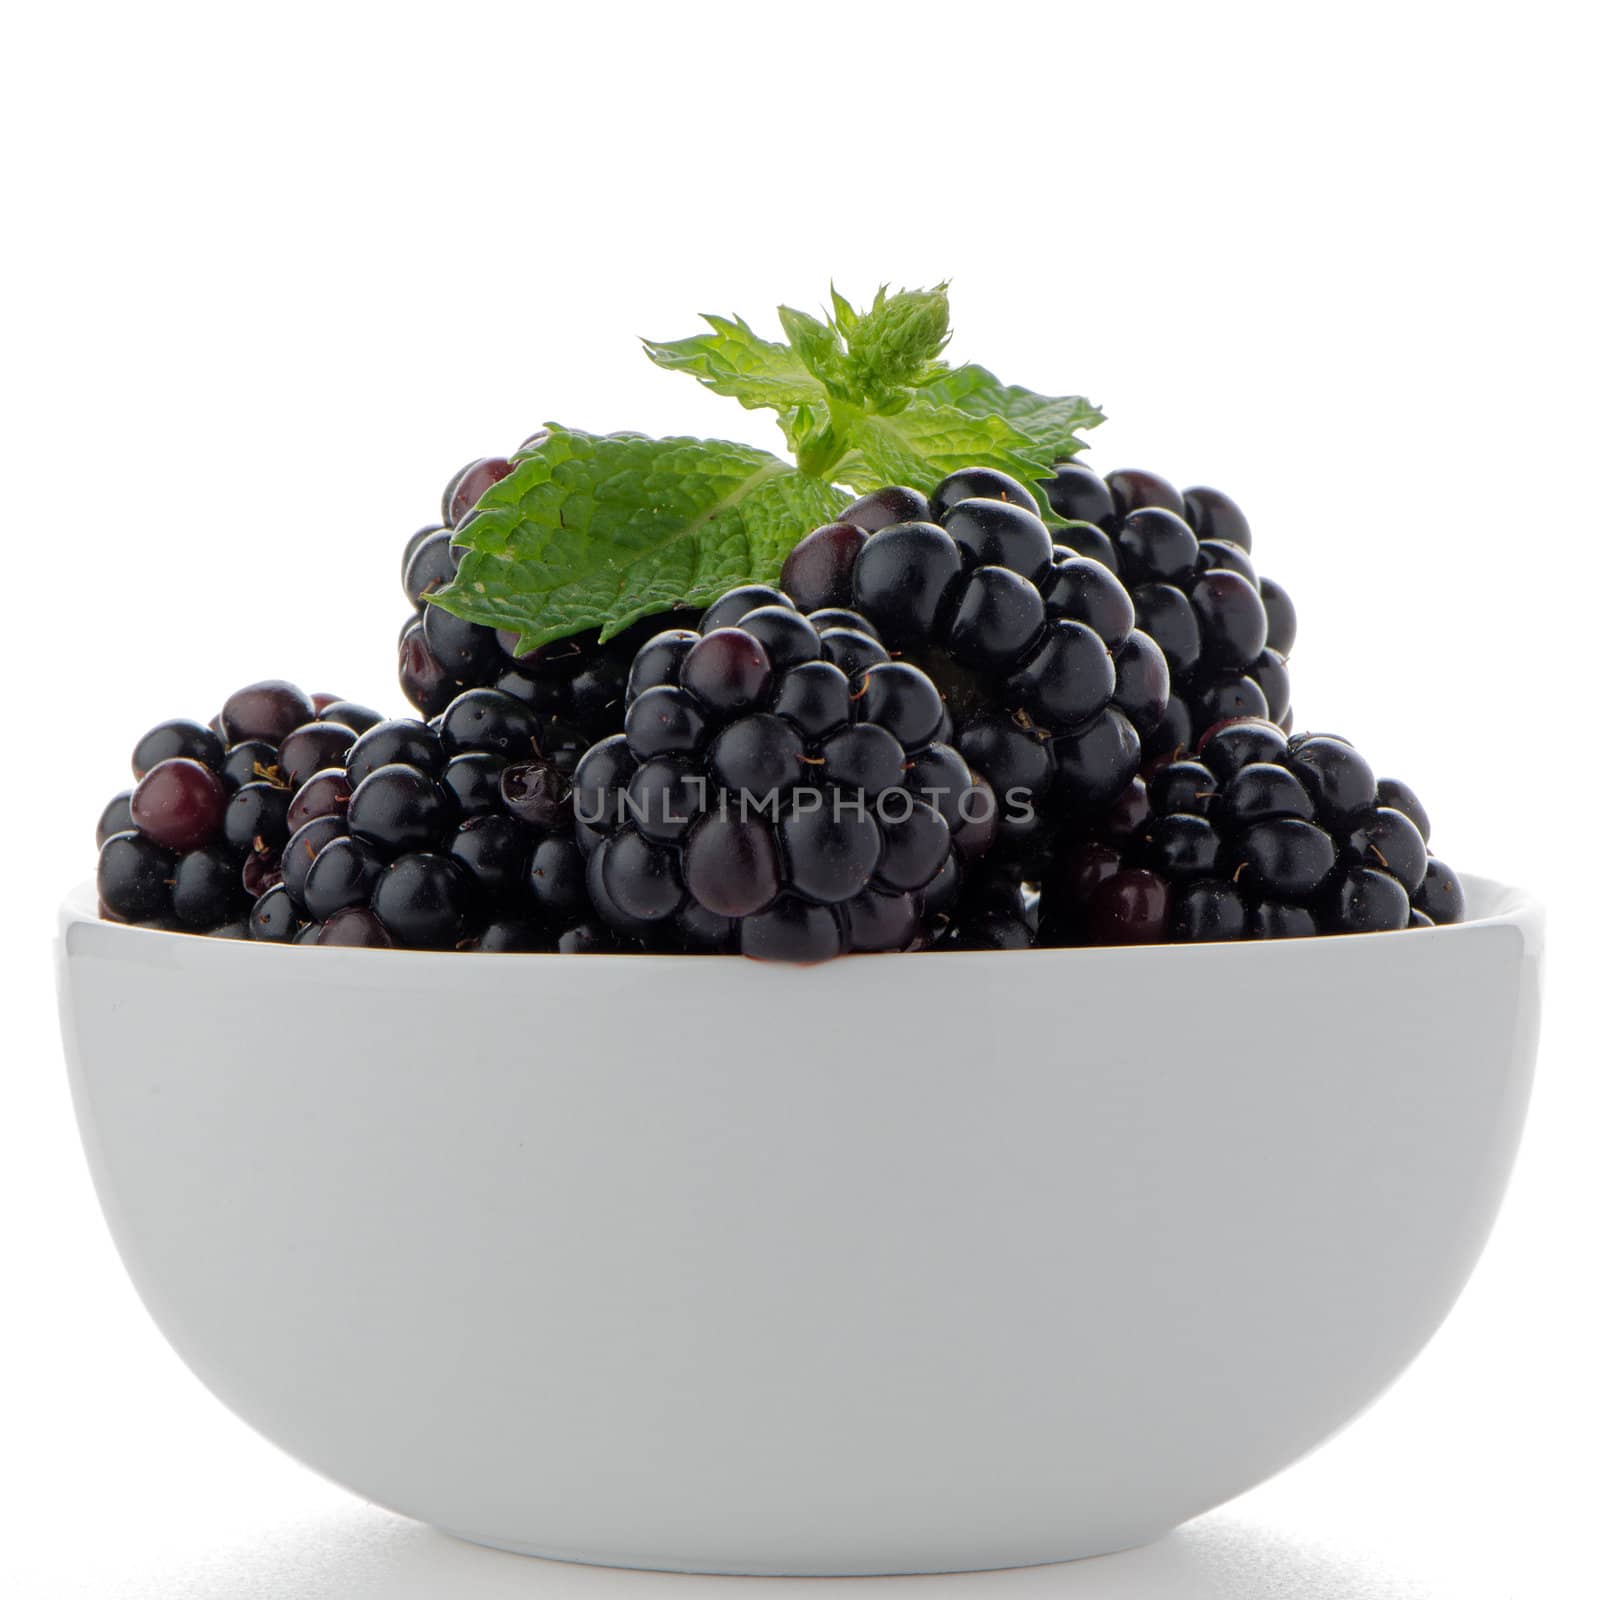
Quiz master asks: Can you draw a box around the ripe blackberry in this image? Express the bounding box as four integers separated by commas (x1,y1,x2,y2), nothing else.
1041,463,1295,757
775,469,1169,881
1038,717,1464,942
575,586,991,959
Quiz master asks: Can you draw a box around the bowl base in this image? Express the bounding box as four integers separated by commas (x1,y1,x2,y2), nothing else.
436,1524,1172,1577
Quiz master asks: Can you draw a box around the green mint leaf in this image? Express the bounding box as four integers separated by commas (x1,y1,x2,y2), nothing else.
431,427,849,650
828,282,860,337
837,402,1055,495
842,283,952,401
641,315,826,413
777,304,850,391
921,364,1104,463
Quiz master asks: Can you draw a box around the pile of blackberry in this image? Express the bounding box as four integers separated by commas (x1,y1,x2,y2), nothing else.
398,445,683,741
95,457,1466,960
1041,462,1295,757
1036,718,1464,944
98,680,606,951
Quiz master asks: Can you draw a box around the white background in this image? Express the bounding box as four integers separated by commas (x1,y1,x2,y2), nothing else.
3,3,1597,1595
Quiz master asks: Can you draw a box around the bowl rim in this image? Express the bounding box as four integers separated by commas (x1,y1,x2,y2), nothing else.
59,873,1543,972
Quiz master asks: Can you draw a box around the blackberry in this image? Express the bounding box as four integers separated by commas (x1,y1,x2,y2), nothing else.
576,585,989,959
770,470,1170,881
1038,717,1465,942
1042,463,1295,756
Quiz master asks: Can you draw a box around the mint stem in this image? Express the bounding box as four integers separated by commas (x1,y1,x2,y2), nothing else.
795,417,848,480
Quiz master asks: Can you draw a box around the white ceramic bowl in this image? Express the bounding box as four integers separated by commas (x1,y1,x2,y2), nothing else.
56,876,1543,1576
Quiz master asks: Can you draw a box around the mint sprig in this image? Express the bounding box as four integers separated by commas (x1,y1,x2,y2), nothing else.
432,428,849,651
647,284,1096,488
433,283,1103,651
